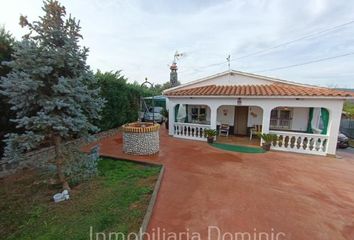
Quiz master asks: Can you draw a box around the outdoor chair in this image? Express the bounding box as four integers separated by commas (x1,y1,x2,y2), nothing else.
219,124,230,137
250,125,262,140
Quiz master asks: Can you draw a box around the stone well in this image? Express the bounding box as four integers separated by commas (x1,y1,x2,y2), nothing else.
122,122,160,155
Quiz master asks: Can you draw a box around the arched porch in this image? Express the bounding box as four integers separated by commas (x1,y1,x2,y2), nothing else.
172,103,212,140
268,106,330,155
215,105,263,146
168,97,343,156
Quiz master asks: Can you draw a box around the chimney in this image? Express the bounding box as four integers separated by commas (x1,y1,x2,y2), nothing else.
170,62,178,87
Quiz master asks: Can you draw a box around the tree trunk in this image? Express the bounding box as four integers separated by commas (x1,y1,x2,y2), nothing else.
53,135,70,191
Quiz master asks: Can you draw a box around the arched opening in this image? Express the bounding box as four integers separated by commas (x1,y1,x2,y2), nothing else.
175,104,210,125
216,105,263,146
174,104,211,125
172,104,212,140
269,106,330,154
269,106,329,134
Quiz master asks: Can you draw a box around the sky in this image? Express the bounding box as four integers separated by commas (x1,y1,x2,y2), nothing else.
1,0,354,88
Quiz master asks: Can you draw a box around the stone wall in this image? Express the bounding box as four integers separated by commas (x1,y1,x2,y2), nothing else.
123,131,160,155
122,122,160,155
0,128,120,178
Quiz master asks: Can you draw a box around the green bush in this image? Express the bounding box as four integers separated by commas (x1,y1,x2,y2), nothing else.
160,108,168,118
62,145,100,186
257,133,277,144
344,101,354,118
204,129,217,138
95,71,156,131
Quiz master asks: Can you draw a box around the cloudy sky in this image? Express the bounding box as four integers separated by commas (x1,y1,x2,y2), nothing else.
1,0,354,87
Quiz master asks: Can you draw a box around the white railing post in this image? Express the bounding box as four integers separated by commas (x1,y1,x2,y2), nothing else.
269,130,328,156
172,123,210,141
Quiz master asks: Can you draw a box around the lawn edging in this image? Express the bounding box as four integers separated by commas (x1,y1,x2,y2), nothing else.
139,165,165,240
93,155,165,238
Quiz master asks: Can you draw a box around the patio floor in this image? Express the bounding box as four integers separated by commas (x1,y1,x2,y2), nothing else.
216,135,260,147
83,126,354,240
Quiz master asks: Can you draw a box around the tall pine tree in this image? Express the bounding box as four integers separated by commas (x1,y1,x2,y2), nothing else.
0,27,16,158
0,0,104,190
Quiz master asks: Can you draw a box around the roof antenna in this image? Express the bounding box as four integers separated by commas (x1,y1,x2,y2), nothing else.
226,54,231,71
173,51,184,64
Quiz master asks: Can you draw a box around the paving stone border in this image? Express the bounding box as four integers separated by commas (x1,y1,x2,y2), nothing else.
139,165,165,240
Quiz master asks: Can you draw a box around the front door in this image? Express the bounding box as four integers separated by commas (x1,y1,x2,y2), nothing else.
234,106,248,135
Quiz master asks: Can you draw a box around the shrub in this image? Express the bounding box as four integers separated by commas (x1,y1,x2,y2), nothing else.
204,129,217,138
62,145,100,186
95,71,156,131
257,133,277,144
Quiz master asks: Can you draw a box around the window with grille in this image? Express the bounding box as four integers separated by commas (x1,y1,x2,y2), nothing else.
191,107,206,121
270,108,292,129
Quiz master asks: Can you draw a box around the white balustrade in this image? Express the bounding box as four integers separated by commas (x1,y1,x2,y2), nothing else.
269,131,328,155
173,122,210,141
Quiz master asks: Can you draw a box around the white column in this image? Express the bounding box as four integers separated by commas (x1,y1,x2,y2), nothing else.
168,102,175,136
326,105,343,155
261,106,272,134
260,106,272,145
210,105,218,130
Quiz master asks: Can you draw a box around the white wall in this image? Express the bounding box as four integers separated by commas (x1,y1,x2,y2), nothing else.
217,105,235,126
291,107,309,131
177,72,271,90
248,106,263,127
216,105,264,127
215,105,308,131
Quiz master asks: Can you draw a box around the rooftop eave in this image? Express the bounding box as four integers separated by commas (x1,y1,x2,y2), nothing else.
164,95,354,100
162,69,324,94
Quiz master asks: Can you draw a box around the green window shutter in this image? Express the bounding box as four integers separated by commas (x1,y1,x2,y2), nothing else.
320,108,329,135
307,107,314,133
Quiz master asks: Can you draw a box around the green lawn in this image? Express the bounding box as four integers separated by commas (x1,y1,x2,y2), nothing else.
349,139,354,148
0,158,161,240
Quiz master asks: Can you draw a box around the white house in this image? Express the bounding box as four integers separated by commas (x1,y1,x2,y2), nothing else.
163,70,354,156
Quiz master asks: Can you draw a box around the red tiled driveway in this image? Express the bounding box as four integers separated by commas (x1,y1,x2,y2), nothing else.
83,128,354,240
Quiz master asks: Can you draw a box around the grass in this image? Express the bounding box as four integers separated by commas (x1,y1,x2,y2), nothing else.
0,158,161,240
349,139,354,148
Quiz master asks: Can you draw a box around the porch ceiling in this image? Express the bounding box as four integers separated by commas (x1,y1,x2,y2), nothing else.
165,83,354,98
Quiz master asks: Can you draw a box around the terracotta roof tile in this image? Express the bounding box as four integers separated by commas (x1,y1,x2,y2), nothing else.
165,84,354,98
